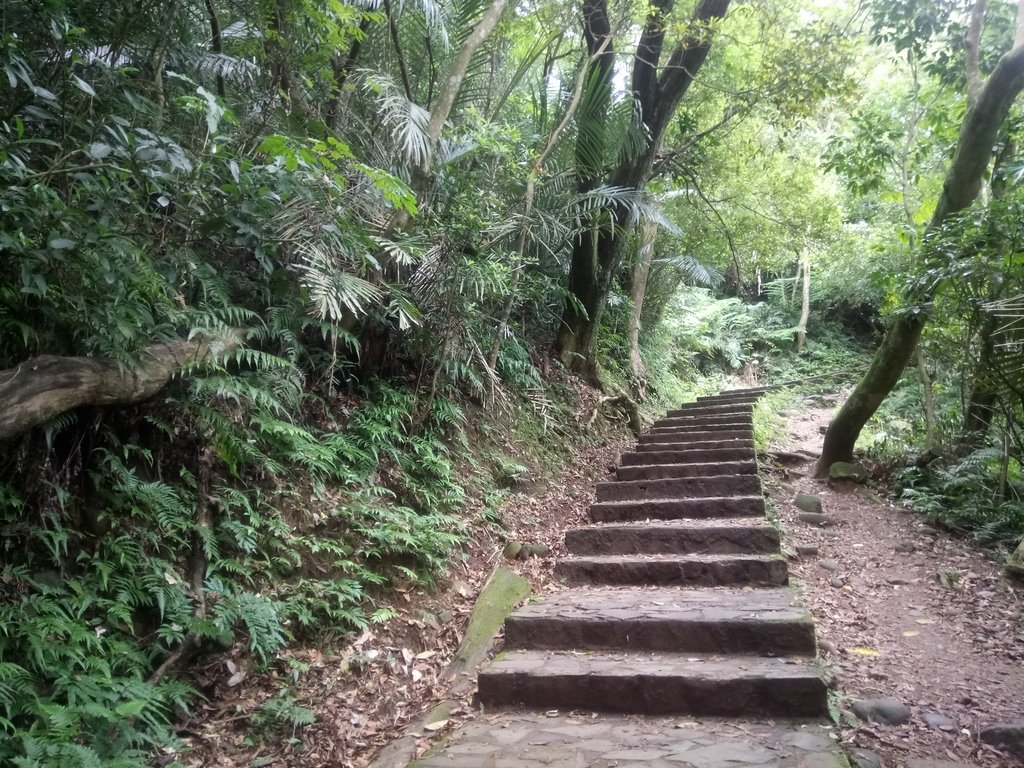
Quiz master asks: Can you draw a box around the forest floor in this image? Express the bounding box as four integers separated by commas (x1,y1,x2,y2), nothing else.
175,391,1024,768
769,392,1024,767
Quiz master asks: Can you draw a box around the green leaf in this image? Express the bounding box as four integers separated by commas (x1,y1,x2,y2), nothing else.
72,75,95,96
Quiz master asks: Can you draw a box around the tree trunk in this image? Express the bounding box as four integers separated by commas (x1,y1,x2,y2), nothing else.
388,0,508,232
816,311,926,472
964,314,999,434
916,345,936,448
553,0,731,373
488,35,610,371
628,220,658,381
815,41,1024,476
795,252,810,352
0,334,242,442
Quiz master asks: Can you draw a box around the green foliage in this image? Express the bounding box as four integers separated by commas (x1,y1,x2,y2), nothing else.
897,448,1024,544
752,389,797,453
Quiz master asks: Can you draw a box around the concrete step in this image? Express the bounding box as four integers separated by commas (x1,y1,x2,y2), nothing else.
595,474,761,502
590,496,765,522
622,447,755,465
654,413,754,428
565,518,779,555
665,402,754,418
503,587,815,655
617,460,757,481
477,651,827,717
554,553,788,587
638,429,753,445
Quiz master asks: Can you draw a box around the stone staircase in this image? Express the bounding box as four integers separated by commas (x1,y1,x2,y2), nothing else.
410,389,837,767
478,387,827,718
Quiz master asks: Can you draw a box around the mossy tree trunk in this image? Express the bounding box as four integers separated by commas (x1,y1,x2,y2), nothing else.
816,42,1024,476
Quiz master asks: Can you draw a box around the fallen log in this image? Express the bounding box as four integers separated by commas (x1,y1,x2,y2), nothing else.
0,334,242,442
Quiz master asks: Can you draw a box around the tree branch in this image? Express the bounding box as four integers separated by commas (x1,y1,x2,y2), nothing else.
965,0,988,108
0,334,242,442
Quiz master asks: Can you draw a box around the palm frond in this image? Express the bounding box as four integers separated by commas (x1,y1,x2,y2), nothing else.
360,70,431,168
298,247,386,321
656,254,723,288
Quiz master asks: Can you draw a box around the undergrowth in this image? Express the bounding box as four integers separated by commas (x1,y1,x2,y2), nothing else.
896,448,1024,545
0,355,584,766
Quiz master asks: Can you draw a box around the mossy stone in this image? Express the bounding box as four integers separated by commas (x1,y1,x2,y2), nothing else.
829,461,868,483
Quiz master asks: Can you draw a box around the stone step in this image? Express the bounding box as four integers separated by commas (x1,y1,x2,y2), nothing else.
590,495,765,522
617,460,757,481
649,422,753,435
477,651,827,717
696,393,764,405
699,387,768,399
630,442,753,454
565,518,779,555
623,446,755,464
638,429,753,444
654,413,754,428
503,587,815,655
554,553,788,587
595,474,761,502
665,403,754,418
410,712,846,768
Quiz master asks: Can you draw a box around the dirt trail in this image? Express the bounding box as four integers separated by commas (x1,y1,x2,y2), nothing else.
767,393,1024,767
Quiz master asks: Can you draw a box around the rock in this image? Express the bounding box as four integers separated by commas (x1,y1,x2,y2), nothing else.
518,543,551,559
829,461,868,483
830,577,845,588
921,711,956,731
798,512,836,527
886,575,913,585
894,540,916,553
502,541,523,560
980,723,1024,758
797,545,819,558
848,749,882,768
1007,540,1024,580
819,559,840,572
851,697,912,726
794,492,823,514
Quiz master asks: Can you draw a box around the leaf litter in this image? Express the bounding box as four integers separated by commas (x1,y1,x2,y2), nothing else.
766,393,1024,767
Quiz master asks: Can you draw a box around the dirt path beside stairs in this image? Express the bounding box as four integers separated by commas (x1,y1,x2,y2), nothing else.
765,393,1024,768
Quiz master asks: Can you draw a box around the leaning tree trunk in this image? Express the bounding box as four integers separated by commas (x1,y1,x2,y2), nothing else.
815,42,1024,476
0,334,242,442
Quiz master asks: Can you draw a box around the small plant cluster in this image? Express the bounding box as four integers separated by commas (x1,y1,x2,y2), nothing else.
896,448,1024,545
